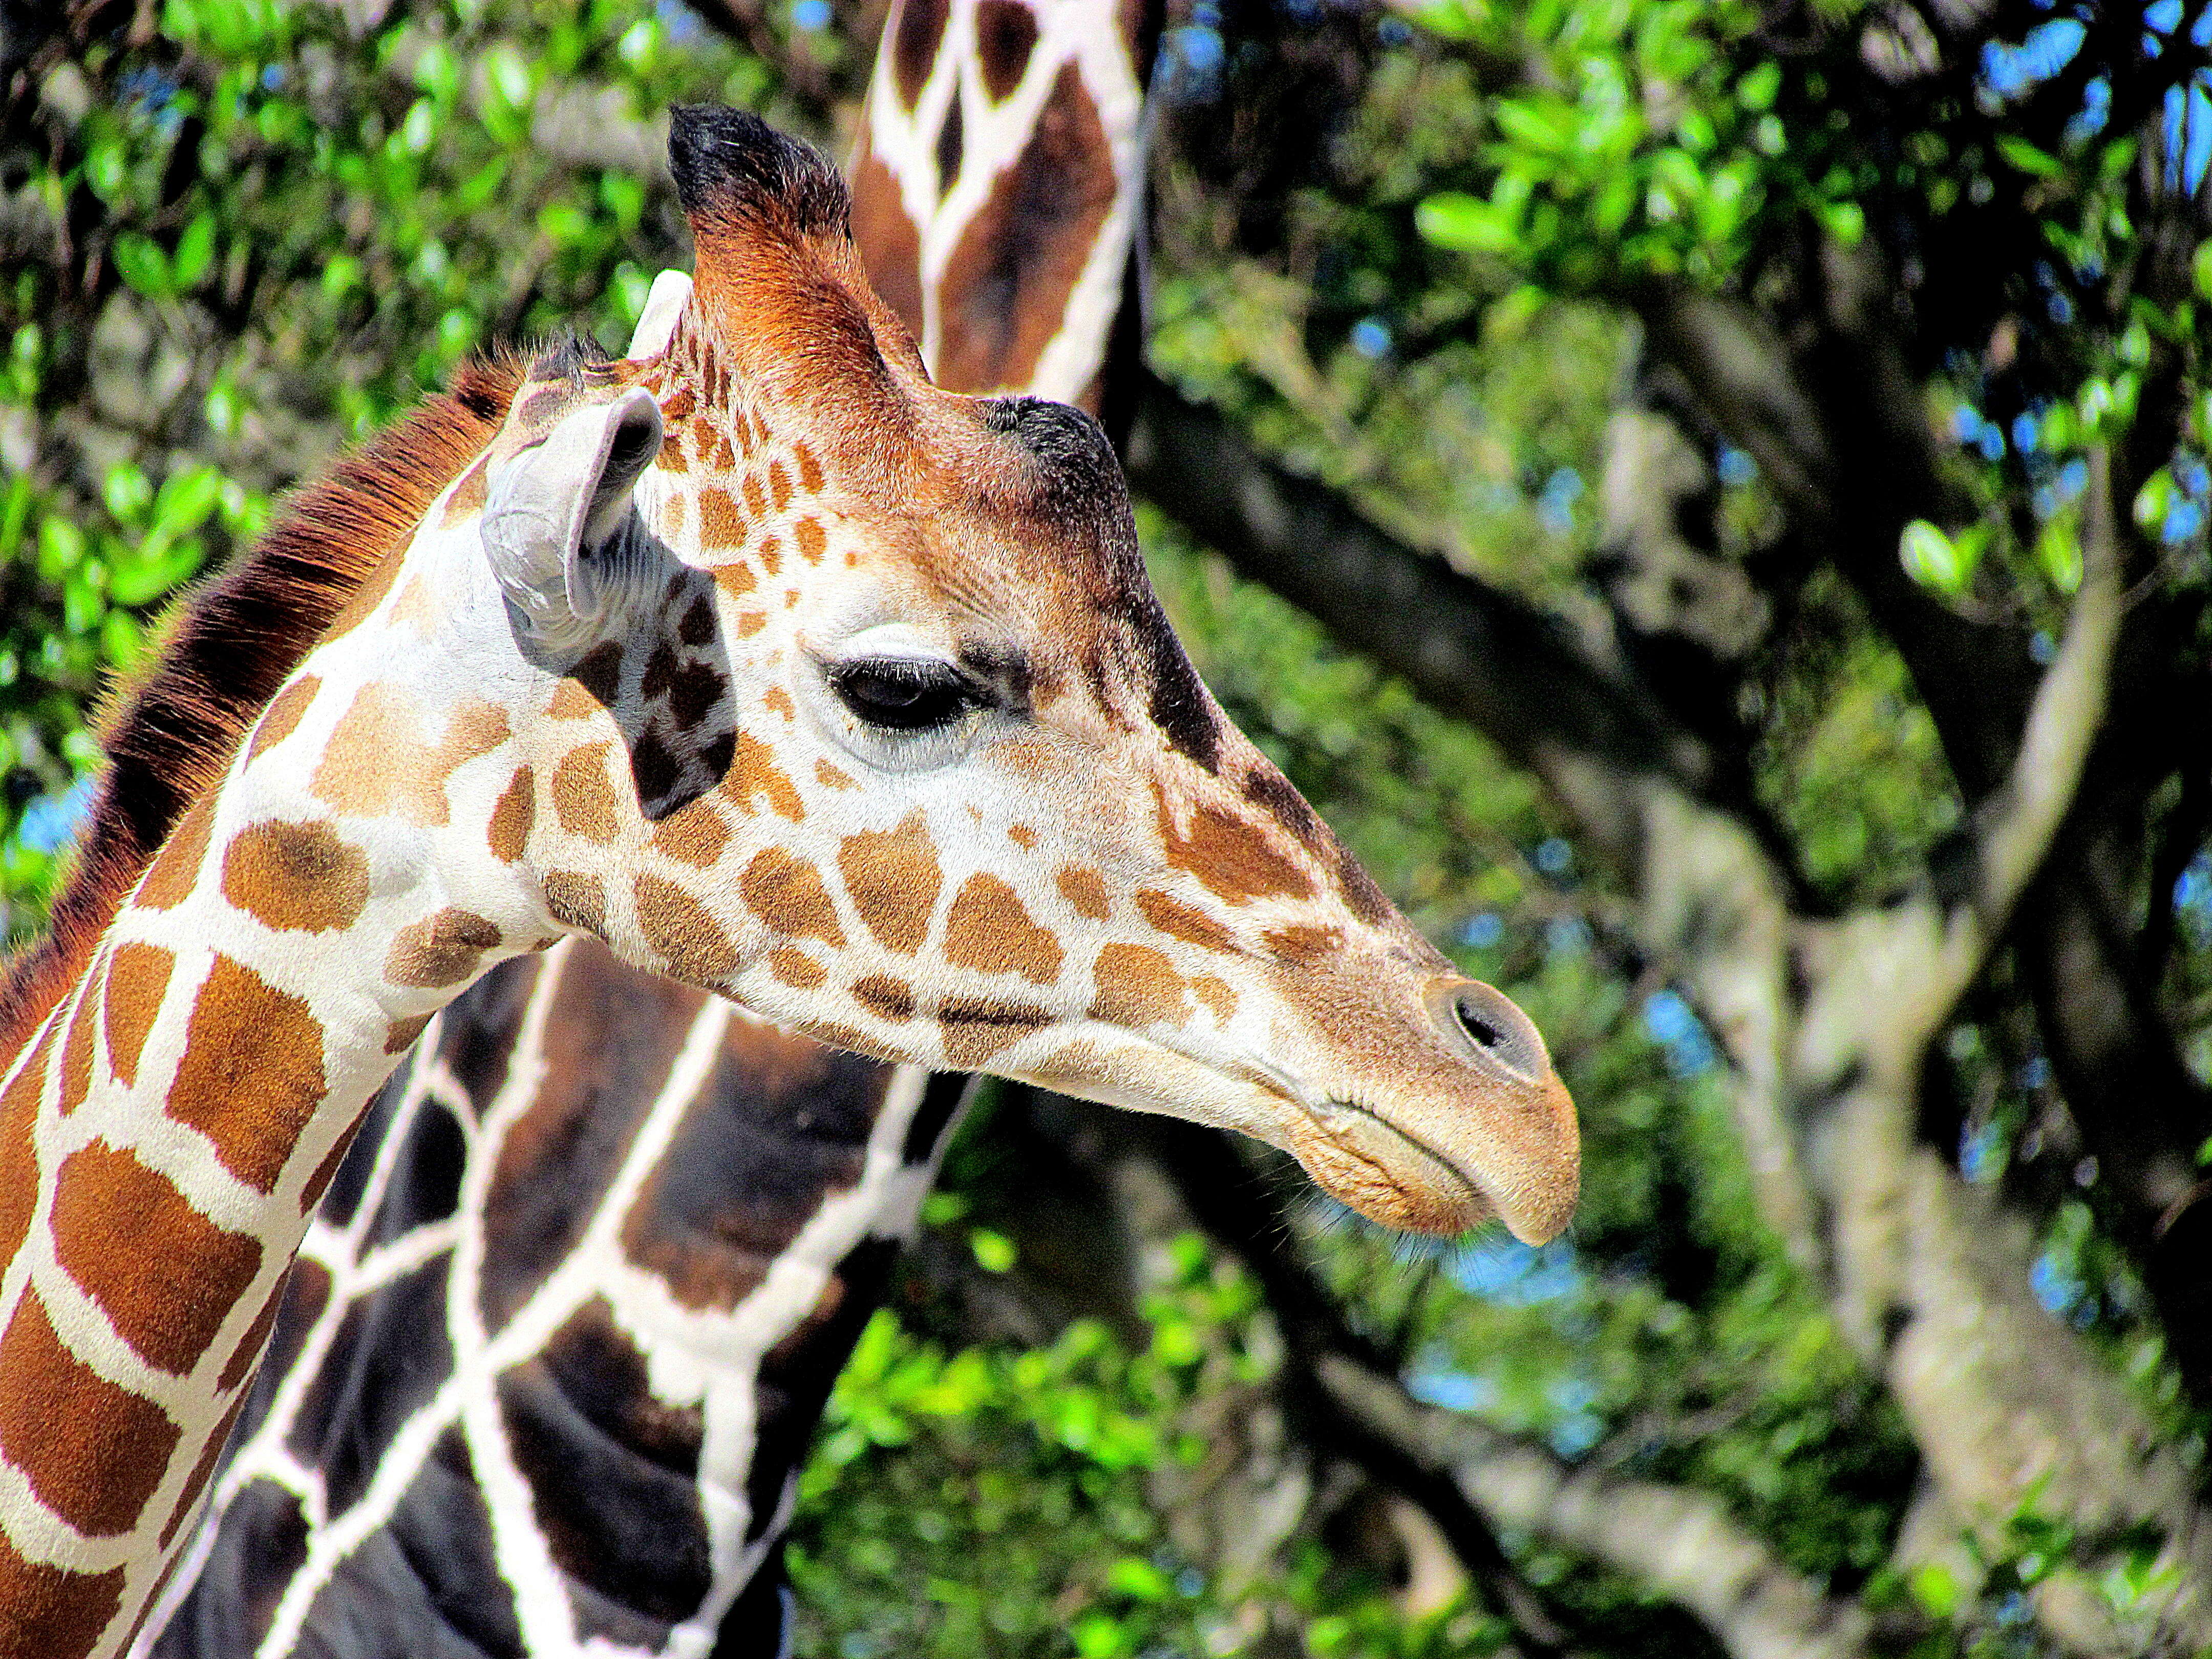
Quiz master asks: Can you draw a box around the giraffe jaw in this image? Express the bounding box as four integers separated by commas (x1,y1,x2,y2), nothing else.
1286,1094,1574,1244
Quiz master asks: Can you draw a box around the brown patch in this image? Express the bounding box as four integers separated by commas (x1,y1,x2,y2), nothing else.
650,799,731,867
939,996,1052,1067
852,974,917,1022
816,759,855,790
101,942,172,1088
768,460,792,511
735,610,767,639
1135,888,1237,954
1008,823,1037,849
678,594,716,646
1243,765,1324,850
387,907,503,988
839,812,942,955
713,430,736,471
1264,924,1343,967
761,685,794,720
664,661,727,729
1157,789,1314,905
299,1112,364,1213
57,983,97,1115
892,0,947,106
635,874,739,980
662,491,689,540
946,874,1064,985
309,681,421,815
759,536,782,576
542,869,606,934
571,640,626,708
159,1386,248,1550
976,0,1040,100
548,677,600,720
1337,850,1396,927
1193,976,1238,1021
247,673,321,761
793,521,826,569
740,847,846,947
640,641,682,703
0,1024,53,1265
0,352,517,1071
550,741,621,843
1091,943,1186,1028
384,1012,433,1054
0,1529,125,1659
794,441,824,494
1056,863,1111,921
221,819,371,933
136,795,215,911
51,1140,263,1373
729,732,803,820
658,385,695,423
769,946,825,989
657,430,690,472
742,473,768,519
712,559,756,601
166,955,325,1185
936,63,1117,395
0,1291,180,1535
487,769,536,863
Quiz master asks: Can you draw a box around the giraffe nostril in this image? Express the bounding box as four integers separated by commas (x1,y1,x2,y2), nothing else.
1429,980,1547,1083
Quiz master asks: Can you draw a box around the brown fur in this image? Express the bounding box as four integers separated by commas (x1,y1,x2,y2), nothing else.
0,354,523,1067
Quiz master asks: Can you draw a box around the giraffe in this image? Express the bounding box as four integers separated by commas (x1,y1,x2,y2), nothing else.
150,6,1169,1655
0,101,1577,1659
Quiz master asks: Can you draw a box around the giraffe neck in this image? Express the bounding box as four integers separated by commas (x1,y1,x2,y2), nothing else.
0,477,580,1659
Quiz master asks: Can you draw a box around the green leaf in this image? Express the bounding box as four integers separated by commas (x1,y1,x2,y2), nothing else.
1909,1561,1963,1618
2133,467,2177,535
1105,1556,1174,1602
1416,191,1519,255
110,233,172,300
171,211,217,289
1899,520,1976,593
2035,519,2082,594
1995,134,2060,177
1737,61,1781,111
970,1228,1016,1273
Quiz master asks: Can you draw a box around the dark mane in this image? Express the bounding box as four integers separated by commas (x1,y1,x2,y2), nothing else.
0,352,525,1060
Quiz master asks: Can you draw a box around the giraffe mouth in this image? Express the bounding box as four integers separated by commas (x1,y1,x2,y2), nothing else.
1298,1095,1503,1239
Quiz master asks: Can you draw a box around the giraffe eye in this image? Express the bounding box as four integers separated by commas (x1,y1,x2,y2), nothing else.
828,658,975,732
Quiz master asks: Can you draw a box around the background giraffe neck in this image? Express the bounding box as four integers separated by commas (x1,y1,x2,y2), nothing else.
145,5,1159,1656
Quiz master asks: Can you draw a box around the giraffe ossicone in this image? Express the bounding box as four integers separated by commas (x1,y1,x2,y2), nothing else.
0,104,1575,1659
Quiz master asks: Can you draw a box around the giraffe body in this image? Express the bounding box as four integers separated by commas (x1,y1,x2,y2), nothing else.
3,99,1574,1659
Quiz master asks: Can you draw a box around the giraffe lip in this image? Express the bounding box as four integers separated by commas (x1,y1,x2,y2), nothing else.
1313,1095,1500,1237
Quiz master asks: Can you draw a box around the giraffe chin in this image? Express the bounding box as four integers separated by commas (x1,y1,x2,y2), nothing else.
1283,1103,1563,1244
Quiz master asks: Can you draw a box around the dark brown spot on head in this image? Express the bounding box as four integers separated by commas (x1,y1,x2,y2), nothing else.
630,725,682,807
1090,943,1186,1029
52,1140,263,1374
729,733,803,820
221,819,373,933
740,847,846,947
1157,792,1314,906
938,995,1052,1067
1264,924,1343,968
387,907,503,988
1243,765,1323,850
945,873,1063,985
635,873,740,980
1337,848,1395,927
839,812,942,955
666,661,727,729
571,641,625,709
1135,888,1237,954
853,974,918,1022
1056,864,1111,921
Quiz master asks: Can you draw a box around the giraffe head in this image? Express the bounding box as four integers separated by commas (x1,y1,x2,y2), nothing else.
457,109,1576,1242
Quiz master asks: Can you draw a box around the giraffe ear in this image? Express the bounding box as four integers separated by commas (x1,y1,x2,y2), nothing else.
482,386,663,655
625,270,693,360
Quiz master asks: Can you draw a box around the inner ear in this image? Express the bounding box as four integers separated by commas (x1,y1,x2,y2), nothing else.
483,386,665,656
